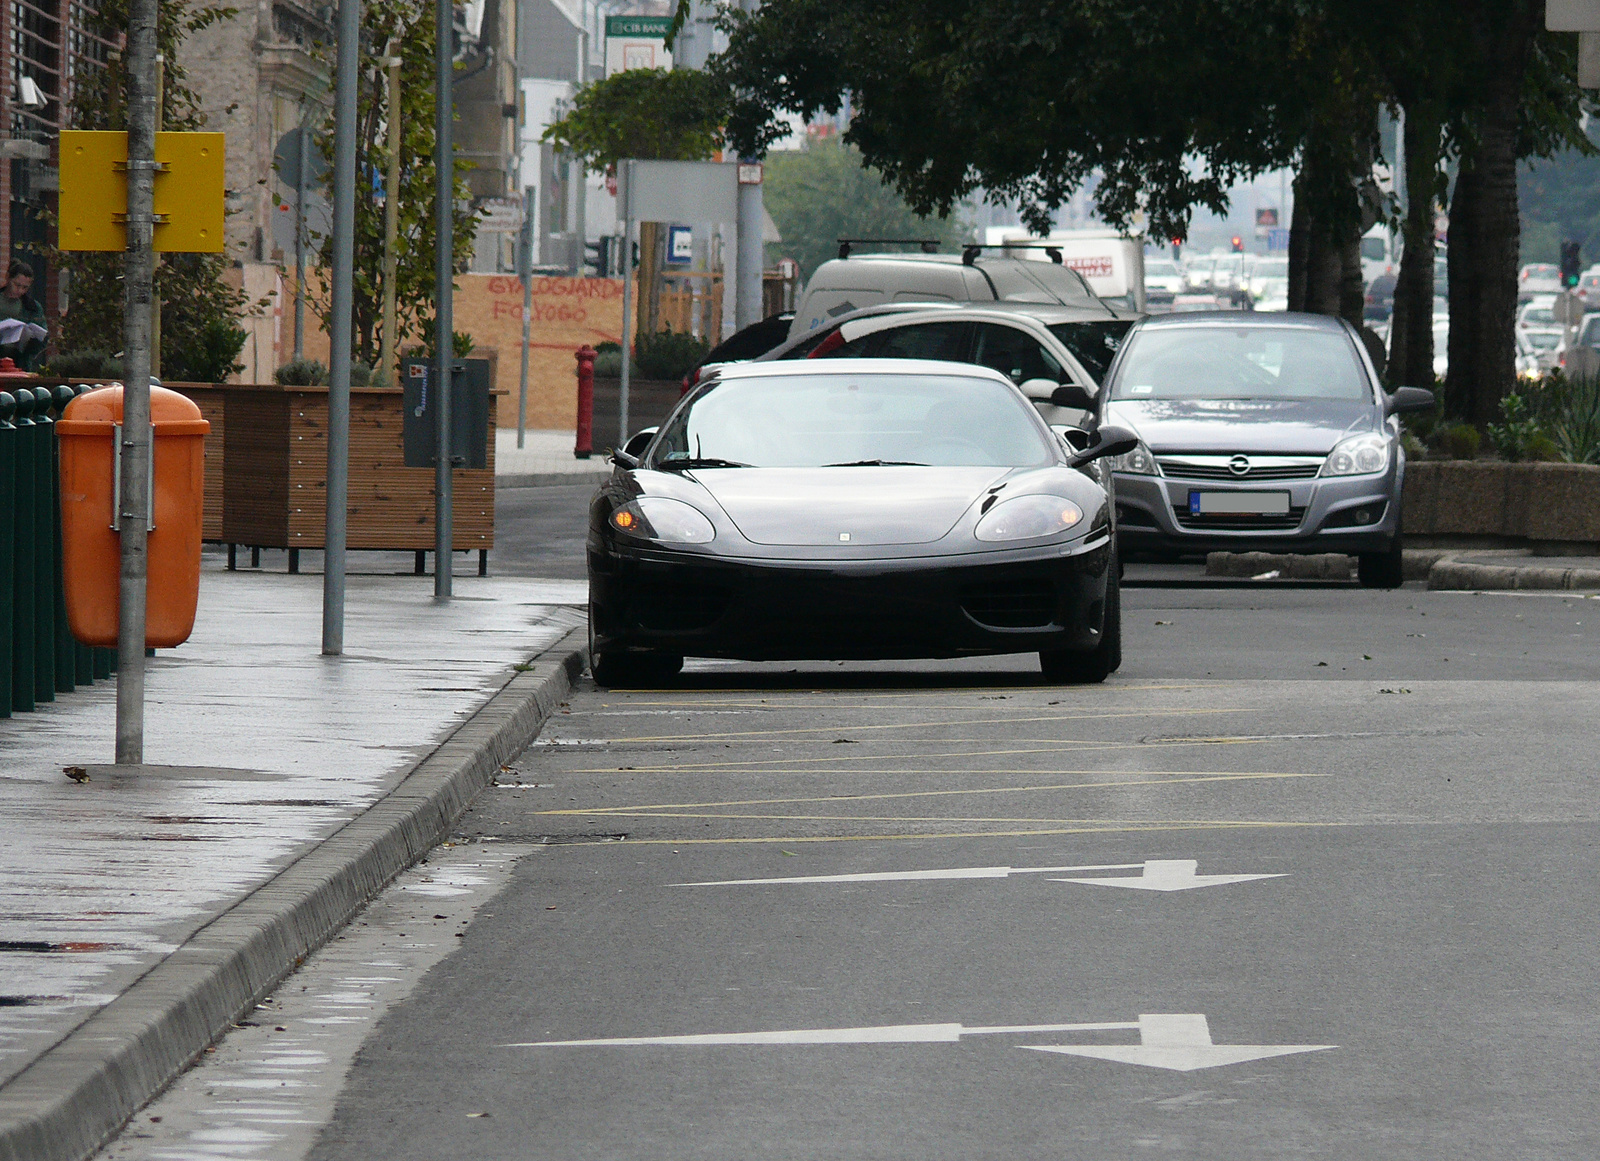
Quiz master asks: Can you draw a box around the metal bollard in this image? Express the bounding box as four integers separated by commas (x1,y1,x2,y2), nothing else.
29,388,54,703
574,345,596,460
0,391,14,717
10,388,34,712
50,386,77,694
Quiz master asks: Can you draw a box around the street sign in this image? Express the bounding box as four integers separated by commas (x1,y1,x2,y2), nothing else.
476,196,525,233
677,858,1283,892
272,127,329,190
1548,0,1600,29
1267,227,1291,253
666,224,693,264
59,130,226,252
511,1011,1337,1073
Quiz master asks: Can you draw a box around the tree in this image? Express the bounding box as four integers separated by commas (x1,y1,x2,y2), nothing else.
304,0,479,372
543,68,729,342
763,137,968,280
55,0,253,382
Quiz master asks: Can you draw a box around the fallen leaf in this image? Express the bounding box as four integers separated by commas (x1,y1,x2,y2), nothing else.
1315,661,1328,667
63,766,89,783
780,849,799,857
831,738,858,744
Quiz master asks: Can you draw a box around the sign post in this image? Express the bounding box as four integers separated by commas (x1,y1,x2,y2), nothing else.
434,0,454,600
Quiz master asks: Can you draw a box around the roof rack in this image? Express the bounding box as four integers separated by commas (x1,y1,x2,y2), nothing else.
836,238,942,259
961,242,1063,266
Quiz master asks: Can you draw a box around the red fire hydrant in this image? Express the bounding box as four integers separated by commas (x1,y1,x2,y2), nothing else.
574,345,596,460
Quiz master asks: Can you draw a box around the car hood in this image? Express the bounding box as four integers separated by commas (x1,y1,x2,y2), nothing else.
688,466,1009,546
1106,398,1375,454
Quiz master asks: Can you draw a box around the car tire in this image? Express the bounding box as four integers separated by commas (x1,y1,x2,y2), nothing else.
591,649,684,689
1040,543,1122,684
1357,537,1405,589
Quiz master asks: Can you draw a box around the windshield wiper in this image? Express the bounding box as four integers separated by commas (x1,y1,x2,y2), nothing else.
658,456,749,470
822,459,928,467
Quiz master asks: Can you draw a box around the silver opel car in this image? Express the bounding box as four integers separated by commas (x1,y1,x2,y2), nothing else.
1100,313,1433,588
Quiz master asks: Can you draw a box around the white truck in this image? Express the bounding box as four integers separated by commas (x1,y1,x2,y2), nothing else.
985,227,1146,311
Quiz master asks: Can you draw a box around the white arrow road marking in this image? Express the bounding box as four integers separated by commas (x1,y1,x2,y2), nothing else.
673,864,1144,887
506,1021,1139,1048
1023,1013,1335,1072
1051,859,1285,892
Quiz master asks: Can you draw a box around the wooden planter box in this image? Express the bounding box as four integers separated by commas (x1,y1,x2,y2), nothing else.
589,377,685,454
169,383,496,552
1402,460,1600,546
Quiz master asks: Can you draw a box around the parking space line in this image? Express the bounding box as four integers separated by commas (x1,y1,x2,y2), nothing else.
567,743,1291,773
565,820,1338,845
605,708,1250,743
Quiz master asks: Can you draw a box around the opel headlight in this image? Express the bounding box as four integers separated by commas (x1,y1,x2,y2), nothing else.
1320,433,1390,477
1108,440,1159,475
609,497,716,543
974,495,1084,542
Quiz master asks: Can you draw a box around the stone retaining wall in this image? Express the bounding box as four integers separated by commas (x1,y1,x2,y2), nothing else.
1402,461,1600,544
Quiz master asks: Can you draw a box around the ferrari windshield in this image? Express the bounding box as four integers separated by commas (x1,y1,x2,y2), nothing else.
649,372,1054,469
1112,326,1371,401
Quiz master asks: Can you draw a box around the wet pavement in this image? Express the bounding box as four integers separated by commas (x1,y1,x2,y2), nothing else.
0,563,584,1092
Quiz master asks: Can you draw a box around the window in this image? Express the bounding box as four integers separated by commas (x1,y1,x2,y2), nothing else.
1113,326,1371,402
867,322,972,361
972,324,1064,384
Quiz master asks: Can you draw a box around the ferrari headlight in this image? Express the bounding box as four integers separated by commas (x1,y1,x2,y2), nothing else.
609,497,716,543
1321,432,1390,477
1108,440,1159,475
974,494,1084,542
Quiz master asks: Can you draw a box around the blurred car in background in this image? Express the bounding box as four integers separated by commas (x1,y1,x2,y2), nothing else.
1184,256,1216,291
1519,264,1562,300
1517,296,1559,330
1517,329,1563,378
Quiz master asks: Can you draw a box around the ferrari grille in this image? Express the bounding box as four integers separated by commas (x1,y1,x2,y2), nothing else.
959,577,1059,628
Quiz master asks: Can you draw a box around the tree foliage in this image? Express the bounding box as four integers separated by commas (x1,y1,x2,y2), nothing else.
541,67,729,172
764,136,968,279
56,0,253,382
304,0,479,368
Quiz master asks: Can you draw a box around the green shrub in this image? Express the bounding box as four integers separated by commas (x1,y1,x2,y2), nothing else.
592,347,622,377
634,326,711,380
1526,432,1563,461
1436,423,1481,460
165,315,247,383
275,358,329,386
43,349,123,380
1547,369,1600,465
1487,393,1547,462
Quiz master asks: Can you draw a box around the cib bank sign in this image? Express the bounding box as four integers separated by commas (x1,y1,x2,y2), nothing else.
606,15,673,76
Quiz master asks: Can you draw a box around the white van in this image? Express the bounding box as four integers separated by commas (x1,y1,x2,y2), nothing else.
789,248,1129,338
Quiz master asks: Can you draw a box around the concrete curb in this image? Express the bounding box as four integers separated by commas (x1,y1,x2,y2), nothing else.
1427,559,1600,591
0,628,589,1161
497,469,610,488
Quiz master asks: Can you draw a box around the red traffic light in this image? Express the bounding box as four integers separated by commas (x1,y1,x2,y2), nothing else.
1230,235,1244,252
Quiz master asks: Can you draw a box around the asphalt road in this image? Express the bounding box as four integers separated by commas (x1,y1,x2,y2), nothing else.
493,483,594,579
109,509,1600,1160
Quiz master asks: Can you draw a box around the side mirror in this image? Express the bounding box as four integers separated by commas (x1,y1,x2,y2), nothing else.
1048,383,1095,410
612,426,659,468
1068,423,1139,469
1385,386,1435,416
1051,424,1091,452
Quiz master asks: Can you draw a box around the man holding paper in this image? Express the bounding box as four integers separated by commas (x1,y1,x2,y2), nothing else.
0,259,48,370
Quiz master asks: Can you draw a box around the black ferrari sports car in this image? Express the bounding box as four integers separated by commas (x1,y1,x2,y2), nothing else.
586,359,1138,687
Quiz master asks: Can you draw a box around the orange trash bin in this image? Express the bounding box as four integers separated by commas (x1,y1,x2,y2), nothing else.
56,385,211,648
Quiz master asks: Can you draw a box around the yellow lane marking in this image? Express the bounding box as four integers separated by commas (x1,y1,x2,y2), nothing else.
544,811,1314,824
596,684,1226,709
567,741,1287,773
568,821,1337,846
538,772,1324,817
606,708,1247,743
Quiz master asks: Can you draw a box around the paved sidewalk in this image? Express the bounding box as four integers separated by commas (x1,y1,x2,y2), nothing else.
0,565,585,1124
495,428,609,487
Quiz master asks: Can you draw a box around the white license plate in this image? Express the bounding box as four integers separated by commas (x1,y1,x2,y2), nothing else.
1188,490,1290,516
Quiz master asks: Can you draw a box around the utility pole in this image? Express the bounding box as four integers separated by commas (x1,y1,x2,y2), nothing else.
733,0,763,330
517,185,534,448
116,0,158,763
380,43,402,384
434,0,454,600
323,0,358,655
295,113,310,360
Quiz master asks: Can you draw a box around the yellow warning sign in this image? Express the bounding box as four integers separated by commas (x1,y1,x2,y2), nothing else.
58,130,226,253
